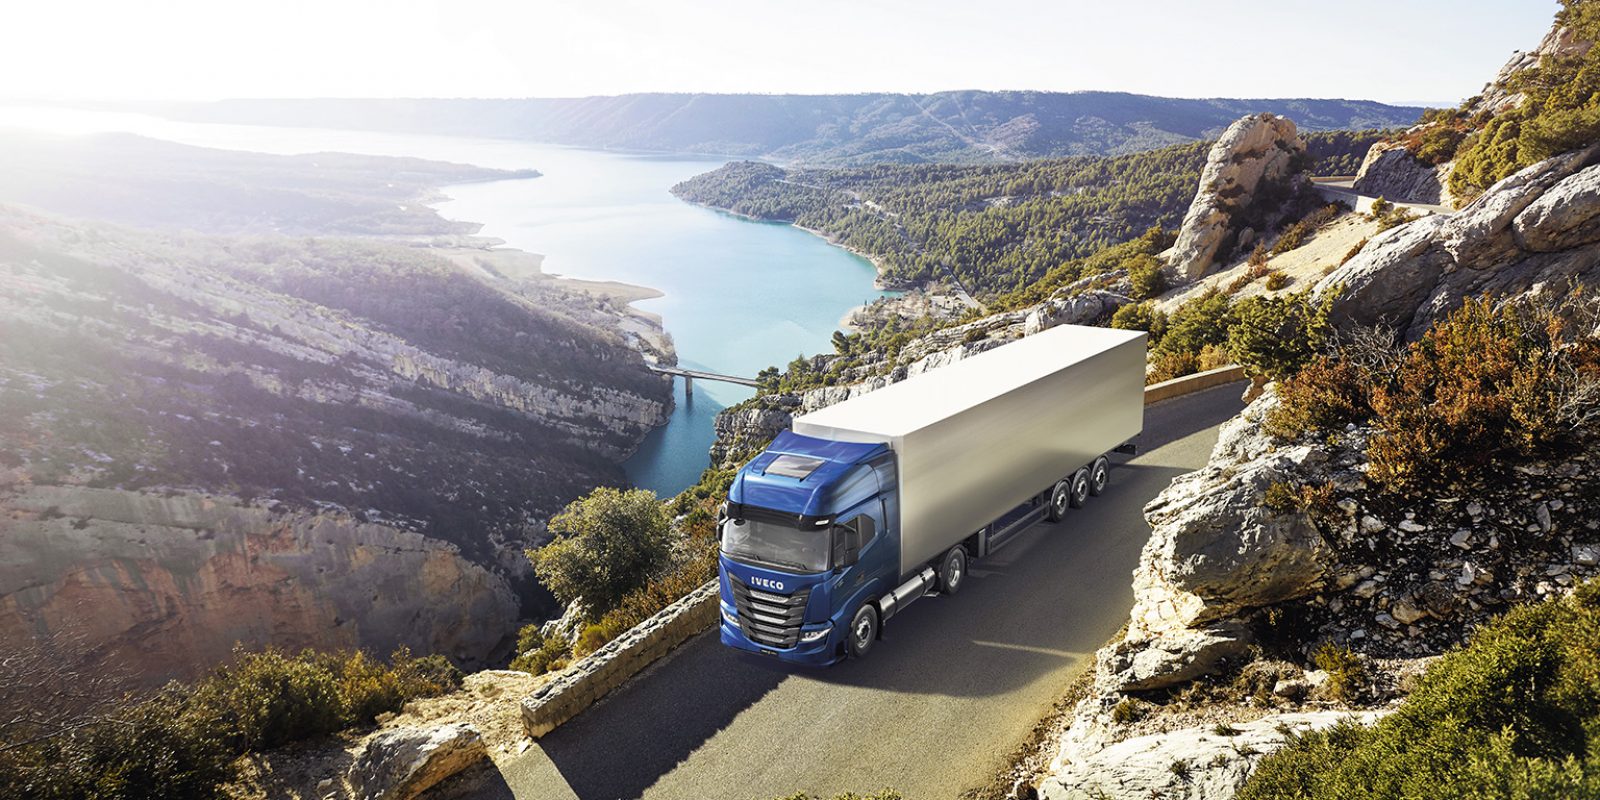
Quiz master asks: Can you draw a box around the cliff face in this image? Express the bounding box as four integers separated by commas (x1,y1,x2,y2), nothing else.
1166,114,1309,281
0,486,517,686
1351,141,1454,206
0,207,670,683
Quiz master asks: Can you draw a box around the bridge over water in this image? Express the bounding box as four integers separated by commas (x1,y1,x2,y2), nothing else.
647,364,760,396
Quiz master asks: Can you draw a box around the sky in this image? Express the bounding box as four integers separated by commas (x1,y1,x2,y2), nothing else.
0,0,1561,106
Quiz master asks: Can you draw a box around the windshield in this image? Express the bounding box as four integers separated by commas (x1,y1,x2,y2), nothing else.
721,517,829,573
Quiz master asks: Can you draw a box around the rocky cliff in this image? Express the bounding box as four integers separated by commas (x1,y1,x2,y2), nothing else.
0,486,517,686
1166,115,1310,281
0,207,670,685
1317,143,1600,339
1350,140,1454,206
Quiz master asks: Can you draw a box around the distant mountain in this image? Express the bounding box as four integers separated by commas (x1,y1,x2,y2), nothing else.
163,92,1425,165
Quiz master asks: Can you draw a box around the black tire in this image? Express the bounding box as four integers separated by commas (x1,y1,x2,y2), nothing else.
938,546,968,595
1069,468,1091,509
1046,480,1071,522
1089,456,1111,496
847,603,879,658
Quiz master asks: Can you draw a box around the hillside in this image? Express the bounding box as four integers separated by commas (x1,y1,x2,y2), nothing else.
671,131,1385,298
160,92,1422,165
0,130,536,236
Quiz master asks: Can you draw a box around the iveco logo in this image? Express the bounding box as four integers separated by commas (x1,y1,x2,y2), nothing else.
750,576,786,592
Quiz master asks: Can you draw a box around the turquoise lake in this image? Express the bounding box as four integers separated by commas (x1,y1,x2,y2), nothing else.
0,107,890,496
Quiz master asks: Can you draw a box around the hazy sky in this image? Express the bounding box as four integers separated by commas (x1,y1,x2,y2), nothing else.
0,0,1559,105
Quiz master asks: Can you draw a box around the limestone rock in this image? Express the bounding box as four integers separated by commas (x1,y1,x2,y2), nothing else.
1352,140,1452,206
1514,163,1600,251
1167,114,1308,281
350,723,487,800
1316,144,1600,340
1102,624,1252,691
1039,711,1386,800
1023,290,1131,335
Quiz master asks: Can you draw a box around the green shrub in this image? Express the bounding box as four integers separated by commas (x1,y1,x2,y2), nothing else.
1264,356,1373,440
511,633,572,676
1310,642,1365,703
190,647,345,751
1240,582,1600,800
1226,291,1333,381
1112,697,1152,724
529,486,673,614
1264,271,1289,291
1127,254,1168,300
1110,301,1167,346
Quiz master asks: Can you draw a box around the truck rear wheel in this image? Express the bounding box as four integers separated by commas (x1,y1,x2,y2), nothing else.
848,603,879,658
938,546,968,595
1089,456,1110,496
1046,480,1071,522
1069,468,1091,509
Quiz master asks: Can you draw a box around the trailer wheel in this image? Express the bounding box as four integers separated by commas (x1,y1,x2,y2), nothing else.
847,603,879,658
1046,480,1071,522
1089,456,1111,496
1069,468,1091,509
938,546,968,595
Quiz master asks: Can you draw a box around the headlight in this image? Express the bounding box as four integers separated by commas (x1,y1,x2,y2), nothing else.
800,624,831,643
721,607,738,626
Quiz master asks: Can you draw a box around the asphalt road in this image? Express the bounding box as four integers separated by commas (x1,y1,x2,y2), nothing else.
486,381,1245,800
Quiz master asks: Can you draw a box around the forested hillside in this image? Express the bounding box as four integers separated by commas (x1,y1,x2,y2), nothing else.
673,130,1387,295
165,92,1421,165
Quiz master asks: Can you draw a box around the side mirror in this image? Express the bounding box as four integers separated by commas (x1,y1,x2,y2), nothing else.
832,525,860,569
717,502,729,524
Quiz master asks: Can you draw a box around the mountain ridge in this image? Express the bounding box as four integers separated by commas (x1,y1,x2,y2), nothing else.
158,91,1424,165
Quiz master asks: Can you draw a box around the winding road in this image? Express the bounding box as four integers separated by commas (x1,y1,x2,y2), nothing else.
480,381,1246,800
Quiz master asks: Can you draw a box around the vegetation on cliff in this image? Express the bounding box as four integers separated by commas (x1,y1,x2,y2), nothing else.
1239,580,1600,799
0,647,460,800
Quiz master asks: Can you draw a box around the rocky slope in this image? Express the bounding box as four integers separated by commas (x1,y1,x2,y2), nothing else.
1032,383,1600,800
0,207,670,685
1316,143,1600,339
1166,114,1312,281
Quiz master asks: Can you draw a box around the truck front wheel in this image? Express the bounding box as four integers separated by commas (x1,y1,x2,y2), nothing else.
848,603,879,658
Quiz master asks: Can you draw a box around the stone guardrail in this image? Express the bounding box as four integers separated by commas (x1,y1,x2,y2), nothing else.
518,364,1249,740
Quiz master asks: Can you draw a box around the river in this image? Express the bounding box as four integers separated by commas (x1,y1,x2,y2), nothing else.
0,106,891,496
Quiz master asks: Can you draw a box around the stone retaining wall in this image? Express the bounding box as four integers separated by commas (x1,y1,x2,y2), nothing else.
516,367,1247,740
520,581,719,739
1143,365,1246,405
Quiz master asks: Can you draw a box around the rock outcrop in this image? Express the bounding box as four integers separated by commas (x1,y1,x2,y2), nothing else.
1167,114,1308,281
1318,144,1600,339
1477,23,1595,115
1351,140,1453,206
0,485,518,687
349,723,488,800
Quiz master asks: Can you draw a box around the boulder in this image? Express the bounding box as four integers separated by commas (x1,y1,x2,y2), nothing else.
1514,163,1600,252
1167,114,1307,281
1102,623,1252,691
349,723,487,800
1023,290,1132,335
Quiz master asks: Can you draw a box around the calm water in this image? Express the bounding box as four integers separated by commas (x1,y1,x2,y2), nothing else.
0,106,890,496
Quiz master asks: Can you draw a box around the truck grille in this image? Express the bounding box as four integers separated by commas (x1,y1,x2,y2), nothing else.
731,582,811,648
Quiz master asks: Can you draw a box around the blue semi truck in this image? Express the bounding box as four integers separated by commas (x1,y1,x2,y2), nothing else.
717,324,1146,665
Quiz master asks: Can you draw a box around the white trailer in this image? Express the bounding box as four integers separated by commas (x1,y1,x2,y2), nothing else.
791,324,1146,581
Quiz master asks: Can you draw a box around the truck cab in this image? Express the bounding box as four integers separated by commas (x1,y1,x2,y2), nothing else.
718,431,897,666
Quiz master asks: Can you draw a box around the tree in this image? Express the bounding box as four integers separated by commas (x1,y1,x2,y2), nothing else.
528,487,673,614
1227,291,1334,381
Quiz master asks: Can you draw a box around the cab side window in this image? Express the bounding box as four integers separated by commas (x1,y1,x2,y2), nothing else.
833,515,877,567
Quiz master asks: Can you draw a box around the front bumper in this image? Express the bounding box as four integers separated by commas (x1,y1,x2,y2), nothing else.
718,604,841,666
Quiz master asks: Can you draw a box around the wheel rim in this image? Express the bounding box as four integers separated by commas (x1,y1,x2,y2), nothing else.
949,557,963,588
855,615,872,646
1075,477,1089,503
1094,463,1108,489
1053,491,1068,516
